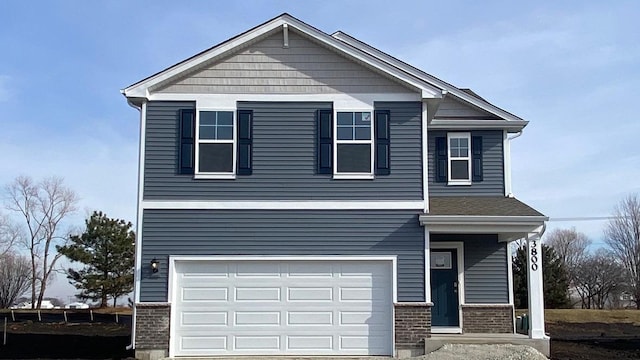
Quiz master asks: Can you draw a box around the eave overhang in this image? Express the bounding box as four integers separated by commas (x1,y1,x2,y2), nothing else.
420,215,548,242
428,119,529,132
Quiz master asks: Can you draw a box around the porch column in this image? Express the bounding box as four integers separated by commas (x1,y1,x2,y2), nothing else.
424,228,431,303
526,231,547,339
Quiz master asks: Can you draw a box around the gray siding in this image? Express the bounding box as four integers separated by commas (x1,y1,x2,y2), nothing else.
428,130,504,196
140,209,425,302
144,101,423,200
432,234,508,304
155,30,414,94
434,97,497,118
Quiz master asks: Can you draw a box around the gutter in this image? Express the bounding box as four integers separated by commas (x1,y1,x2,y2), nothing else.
504,130,523,197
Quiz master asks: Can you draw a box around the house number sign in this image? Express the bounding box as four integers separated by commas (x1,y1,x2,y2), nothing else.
530,241,539,271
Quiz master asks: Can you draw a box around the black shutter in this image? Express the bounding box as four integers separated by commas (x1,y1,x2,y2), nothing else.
472,135,483,182
179,109,195,175
317,109,333,174
435,136,447,182
237,110,253,175
374,110,391,175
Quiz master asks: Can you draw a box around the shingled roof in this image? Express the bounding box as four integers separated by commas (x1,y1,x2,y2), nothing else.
428,196,544,217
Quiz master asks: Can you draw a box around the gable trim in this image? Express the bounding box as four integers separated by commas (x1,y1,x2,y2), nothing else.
122,14,442,100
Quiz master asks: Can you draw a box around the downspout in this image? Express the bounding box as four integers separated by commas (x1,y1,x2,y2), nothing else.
504,130,523,198
125,97,141,352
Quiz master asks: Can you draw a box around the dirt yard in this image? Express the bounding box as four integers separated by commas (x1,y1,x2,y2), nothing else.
546,309,640,360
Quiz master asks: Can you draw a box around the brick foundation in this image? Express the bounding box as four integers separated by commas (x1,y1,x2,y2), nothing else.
135,303,171,358
461,304,513,333
394,302,432,355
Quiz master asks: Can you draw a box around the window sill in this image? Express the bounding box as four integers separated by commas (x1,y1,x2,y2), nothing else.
193,173,236,180
333,173,375,180
447,180,471,186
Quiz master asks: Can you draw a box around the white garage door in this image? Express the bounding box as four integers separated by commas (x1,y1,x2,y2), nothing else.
171,259,393,356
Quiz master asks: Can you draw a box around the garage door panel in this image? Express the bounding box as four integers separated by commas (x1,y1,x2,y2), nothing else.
182,287,228,301
181,311,228,326
287,311,333,325
235,287,281,301
234,311,280,326
173,259,393,356
233,335,281,350
288,287,333,301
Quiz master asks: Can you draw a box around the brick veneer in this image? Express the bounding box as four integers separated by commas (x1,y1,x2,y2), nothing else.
394,302,432,350
135,303,171,351
461,304,513,333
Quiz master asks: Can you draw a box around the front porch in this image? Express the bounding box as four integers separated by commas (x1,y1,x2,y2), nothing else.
425,333,550,357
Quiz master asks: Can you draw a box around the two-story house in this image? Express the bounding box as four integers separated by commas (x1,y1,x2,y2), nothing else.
122,14,549,360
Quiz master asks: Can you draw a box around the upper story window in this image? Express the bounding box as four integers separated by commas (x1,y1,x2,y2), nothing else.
447,132,471,185
334,111,374,178
317,109,390,178
435,132,483,185
196,110,236,178
179,108,252,178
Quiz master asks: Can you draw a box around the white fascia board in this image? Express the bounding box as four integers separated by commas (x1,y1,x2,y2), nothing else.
428,119,528,132
332,31,526,122
421,215,547,241
420,215,548,225
123,14,440,100
143,200,424,210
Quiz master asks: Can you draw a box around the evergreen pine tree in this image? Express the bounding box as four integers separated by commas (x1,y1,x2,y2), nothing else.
58,211,135,307
513,243,570,309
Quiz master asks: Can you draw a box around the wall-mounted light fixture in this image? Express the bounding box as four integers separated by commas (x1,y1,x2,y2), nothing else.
150,258,159,273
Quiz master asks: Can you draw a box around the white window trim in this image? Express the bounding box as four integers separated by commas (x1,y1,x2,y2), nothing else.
447,132,471,186
333,109,375,179
194,108,237,179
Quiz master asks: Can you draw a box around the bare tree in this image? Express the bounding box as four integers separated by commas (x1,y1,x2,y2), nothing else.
544,228,591,286
4,176,78,309
604,194,640,309
0,252,31,308
0,213,21,256
573,249,624,309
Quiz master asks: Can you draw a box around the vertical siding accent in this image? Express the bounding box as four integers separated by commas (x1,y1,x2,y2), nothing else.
428,130,504,196
140,209,425,302
154,30,414,94
432,234,508,304
144,101,423,200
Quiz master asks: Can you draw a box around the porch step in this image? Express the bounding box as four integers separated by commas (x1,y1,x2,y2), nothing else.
426,333,550,357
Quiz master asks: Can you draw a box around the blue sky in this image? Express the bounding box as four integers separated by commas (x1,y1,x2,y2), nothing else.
1,1,638,299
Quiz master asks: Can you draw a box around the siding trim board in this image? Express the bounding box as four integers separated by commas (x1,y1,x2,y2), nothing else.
143,200,425,210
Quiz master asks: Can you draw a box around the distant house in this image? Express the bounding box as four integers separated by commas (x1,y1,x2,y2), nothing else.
12,300,56,309
122,13,548,359
65,302,90,309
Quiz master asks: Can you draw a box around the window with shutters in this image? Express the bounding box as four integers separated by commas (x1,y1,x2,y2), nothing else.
447,132,471,185
195,110,236,179
334,111,374,179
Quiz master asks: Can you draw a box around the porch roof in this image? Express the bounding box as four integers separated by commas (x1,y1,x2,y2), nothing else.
428,196,544,217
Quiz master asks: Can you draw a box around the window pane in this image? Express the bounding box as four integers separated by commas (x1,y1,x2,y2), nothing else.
450,138,459,148
337,144,371,173
451,160,469,180
337,127,353,140
354,112,371,125
355,127,371,140
217,126,233,140
200,111,216,125
217,111,233,126
337,112,353,126
459,138,469,148
459,148,468,157
199,125,216,140
199,143,233,173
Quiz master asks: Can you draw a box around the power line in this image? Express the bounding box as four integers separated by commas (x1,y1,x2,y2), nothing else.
549,216,617,222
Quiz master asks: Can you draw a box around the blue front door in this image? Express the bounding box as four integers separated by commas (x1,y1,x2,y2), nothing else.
431,249,459,327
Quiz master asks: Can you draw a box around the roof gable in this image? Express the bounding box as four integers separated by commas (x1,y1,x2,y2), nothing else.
123,13,441,99
153,29,416,95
